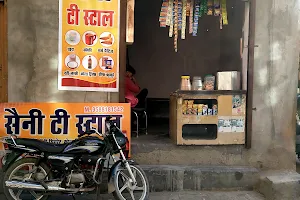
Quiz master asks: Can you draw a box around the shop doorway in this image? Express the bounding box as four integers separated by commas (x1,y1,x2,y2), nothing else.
127,0,251,143
0,0,8,103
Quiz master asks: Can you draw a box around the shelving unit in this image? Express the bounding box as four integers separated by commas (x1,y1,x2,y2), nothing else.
169,90,247,145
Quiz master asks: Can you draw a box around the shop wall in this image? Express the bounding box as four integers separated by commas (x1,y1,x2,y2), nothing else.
132,0,300,171
7,0,119,102
128,0,244,98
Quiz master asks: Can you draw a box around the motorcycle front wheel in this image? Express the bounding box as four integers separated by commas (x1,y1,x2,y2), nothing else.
3,158,52,200
113,164,149,200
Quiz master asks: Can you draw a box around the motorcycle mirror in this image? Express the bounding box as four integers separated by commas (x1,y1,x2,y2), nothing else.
106,116,116,121
105,116,112,121
85,129,96,135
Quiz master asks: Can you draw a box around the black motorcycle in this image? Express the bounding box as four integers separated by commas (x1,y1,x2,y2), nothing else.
1,116,149,200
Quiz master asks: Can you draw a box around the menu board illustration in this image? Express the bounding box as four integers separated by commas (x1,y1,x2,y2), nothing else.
58,0,120,92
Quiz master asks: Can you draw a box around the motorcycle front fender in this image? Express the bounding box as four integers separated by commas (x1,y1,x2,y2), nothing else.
107,159,138,193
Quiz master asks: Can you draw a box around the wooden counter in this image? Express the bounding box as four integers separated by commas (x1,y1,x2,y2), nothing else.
169,90,247,145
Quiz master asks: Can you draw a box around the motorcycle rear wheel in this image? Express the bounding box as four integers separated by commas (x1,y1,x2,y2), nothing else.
3,158,52,200
113,164,149,200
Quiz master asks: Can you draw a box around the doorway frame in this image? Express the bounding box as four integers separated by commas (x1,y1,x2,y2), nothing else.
0,0,8,103
119,0,255,148
118,0,127,103
245,0,256,149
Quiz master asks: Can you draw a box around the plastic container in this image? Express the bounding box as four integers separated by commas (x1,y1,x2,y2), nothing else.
204,75,215,90
192,76,203,90
180,76,191,90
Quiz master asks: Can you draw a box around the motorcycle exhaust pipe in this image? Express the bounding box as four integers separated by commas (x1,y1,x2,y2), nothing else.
5,181,67,192
5,181,95,192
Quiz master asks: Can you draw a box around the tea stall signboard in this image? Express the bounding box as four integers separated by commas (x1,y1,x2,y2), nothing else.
58,0,120,92
0,103,131,155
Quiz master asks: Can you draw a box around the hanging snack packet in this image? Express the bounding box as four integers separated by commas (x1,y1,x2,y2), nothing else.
203,0,208,14
182,0,187,39
169,0,174,37
167,0,173,26
221,0,228,25
214,0,221,16
178,0,182,30
174,0,179,52
186,0,190,16
159,0,169,27
192,0,200,36
199,0,205,17
207,0,213,15
189,0,194,34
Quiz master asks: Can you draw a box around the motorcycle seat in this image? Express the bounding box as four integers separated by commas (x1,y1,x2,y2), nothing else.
14,138,68,153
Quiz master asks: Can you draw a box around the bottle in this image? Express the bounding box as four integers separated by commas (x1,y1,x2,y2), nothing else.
88,56,92,69
180,76,191,90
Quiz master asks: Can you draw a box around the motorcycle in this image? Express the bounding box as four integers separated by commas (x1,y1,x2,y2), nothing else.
1,116,149,200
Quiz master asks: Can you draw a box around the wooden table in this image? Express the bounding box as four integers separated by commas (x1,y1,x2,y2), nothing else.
169,90,247,145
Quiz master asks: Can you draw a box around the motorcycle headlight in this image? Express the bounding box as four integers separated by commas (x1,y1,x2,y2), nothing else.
116,136,127,148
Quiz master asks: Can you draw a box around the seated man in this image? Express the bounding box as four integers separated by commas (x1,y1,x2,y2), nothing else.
125,65,148,108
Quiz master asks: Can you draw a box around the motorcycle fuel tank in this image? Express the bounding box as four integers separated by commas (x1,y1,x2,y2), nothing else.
63,136,106,154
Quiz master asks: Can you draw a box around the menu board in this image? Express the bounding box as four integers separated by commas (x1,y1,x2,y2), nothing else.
58,0,120,92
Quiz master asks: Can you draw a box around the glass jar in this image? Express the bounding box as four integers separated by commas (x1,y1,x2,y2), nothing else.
204,75,215,90
192,76,203,90
180,76,191,90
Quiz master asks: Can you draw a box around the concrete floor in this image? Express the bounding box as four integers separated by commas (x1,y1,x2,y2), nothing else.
0,191,265,200
46,191,264,200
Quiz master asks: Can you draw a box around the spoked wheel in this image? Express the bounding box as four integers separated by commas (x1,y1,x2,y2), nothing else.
3,158,51,200
113,165,149,200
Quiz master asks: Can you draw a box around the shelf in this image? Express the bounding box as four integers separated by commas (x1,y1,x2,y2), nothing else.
181,115,218,124
174,90,247,96
180,133,245,145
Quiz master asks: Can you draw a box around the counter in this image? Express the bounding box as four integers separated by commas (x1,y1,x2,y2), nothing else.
169,90,247,145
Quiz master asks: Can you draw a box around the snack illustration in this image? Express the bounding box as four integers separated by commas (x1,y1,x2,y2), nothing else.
100,56,114,71
99,32,114,47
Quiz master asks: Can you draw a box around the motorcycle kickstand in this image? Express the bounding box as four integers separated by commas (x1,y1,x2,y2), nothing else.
71,194,76,200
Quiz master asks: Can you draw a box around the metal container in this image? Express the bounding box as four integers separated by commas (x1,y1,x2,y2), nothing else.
192,76,203,90
216,71,241,90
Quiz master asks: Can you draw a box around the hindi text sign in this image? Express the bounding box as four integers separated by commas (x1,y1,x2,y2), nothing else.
58,0,120,92
0,103,131,155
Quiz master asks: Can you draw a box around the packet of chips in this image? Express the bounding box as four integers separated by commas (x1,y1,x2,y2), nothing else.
214,0,221,16
221,0,228,25
189,0,194,34
192,0,200,36
174,0,179,52
182,0,187,39
207,0,213,15
159,0,169,27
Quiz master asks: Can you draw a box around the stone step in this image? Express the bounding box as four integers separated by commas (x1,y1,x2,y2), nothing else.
258,171,300,200
131,134,249,166
0,164,260,194
141,165,260,192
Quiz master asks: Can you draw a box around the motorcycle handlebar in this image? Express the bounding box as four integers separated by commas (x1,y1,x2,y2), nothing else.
78,117,116,138
78,128,104,138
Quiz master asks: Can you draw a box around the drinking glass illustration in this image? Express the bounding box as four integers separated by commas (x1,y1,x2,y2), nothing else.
85,33,96,45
